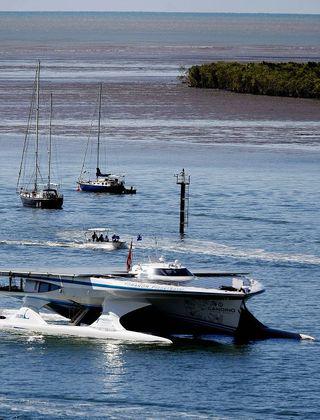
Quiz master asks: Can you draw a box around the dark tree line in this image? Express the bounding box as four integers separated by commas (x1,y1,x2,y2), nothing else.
186,61,320,99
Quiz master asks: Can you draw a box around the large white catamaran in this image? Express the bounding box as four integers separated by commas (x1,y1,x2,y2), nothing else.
0,255,314,343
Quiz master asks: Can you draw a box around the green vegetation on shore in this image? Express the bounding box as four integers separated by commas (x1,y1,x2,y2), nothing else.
186,61,320,99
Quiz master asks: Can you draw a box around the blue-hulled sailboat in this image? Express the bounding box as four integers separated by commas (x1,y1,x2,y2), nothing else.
77,83,136,194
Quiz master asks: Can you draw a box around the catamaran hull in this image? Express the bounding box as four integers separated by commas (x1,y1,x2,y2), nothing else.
0,274,260,337
122,296,244,335
1,272,313,342
78,183,136,194
20,196,63,209
42,295,245,335
0,308,171,344
46,289,249,336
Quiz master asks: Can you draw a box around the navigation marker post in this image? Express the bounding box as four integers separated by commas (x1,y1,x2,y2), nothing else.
175,168,190,237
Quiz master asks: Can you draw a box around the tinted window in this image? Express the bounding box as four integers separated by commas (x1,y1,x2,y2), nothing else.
155,268,192,276
38,282,50,292
38,282,60,292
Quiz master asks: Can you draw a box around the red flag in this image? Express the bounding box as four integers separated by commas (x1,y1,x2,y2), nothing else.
126,241,133,272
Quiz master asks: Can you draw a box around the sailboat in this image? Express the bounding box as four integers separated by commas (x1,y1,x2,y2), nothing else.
77,83,136,194
17,61,63,209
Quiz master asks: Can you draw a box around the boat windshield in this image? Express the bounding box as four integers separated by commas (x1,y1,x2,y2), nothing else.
154,268,193,277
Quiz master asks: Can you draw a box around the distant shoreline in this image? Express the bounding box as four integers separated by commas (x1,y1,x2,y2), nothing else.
0,11,320,16
186,61,320,99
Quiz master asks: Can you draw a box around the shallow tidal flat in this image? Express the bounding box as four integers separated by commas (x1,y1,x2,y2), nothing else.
0,78,320,149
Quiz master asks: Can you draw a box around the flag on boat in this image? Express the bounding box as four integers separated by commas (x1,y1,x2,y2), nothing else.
126,241,133,272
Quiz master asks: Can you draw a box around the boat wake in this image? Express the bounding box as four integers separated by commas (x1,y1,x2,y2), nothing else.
0,239,122,251
138,238,320,266
1,237,319,266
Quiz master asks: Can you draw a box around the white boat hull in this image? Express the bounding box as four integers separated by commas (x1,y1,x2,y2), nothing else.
83,241,127,250
0,273,264,339
2,268,313,342
0,307,171,344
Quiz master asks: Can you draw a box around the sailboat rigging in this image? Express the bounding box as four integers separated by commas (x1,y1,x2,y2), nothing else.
17,61,63,209
77,83,136,194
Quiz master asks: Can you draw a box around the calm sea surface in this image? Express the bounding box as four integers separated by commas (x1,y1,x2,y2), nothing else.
0,12,319,419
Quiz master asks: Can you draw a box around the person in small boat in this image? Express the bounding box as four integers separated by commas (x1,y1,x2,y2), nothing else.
137,234,142,241
112,234,120,242
105,234,109,242
92,231,98,242
98,233,104,242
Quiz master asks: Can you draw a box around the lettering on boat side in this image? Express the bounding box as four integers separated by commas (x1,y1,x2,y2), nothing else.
184,299,237,323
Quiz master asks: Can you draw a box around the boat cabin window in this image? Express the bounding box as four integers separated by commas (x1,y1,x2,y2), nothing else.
38,282,60,292
155,268,193,277
24,280,38,292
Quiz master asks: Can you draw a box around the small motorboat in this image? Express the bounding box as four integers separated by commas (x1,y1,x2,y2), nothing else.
84,228,127,250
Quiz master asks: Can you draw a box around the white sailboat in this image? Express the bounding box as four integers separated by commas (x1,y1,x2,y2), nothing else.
17,61,63,209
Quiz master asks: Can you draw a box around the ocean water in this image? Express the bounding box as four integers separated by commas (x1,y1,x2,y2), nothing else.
0,12,319,419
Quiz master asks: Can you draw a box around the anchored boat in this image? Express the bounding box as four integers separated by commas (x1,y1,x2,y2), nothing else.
0,257,314,344
17,61,63,209
77,83,136,194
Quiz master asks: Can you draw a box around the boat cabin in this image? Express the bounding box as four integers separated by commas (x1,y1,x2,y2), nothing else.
131,258,194,283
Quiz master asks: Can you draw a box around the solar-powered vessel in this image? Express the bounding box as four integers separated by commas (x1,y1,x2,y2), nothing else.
0,257,314,344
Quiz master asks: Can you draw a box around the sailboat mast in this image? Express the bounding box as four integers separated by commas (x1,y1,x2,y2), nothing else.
96,83,102,176
17,69,37,192
48,92,53,189
35,60,40,191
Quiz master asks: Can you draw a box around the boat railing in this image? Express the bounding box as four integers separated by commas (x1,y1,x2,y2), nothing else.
40,183,61,189
0,276,24,293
